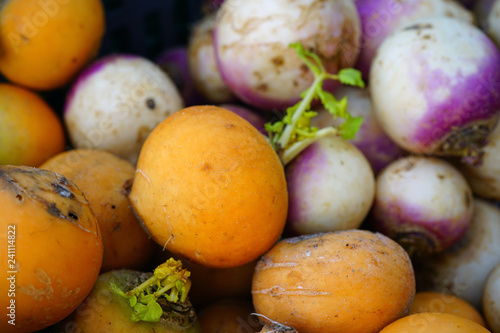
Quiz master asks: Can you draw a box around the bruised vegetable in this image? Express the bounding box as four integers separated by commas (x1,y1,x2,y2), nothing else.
40,149,156,272
252,230,415,333
0,166,103,332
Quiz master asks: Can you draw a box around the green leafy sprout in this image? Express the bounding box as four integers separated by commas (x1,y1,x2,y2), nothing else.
109,258,192,323
265,42,365,165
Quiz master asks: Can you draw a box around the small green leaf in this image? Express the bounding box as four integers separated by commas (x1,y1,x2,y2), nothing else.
109,282,127,298
337,68,365,88
129,295,137,307
339,116,364,140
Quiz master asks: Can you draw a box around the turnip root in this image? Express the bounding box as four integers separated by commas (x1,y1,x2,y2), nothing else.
187,14,235,104
252,230,415,333
414,198,500,309
354,0,474,80
483,262,500,333
214,0,361,111
456,122,500,201
219,103,267,134
311,86,406,173
370,156,474,256
64,54,184,164
286,135,375,234
370,16,500,164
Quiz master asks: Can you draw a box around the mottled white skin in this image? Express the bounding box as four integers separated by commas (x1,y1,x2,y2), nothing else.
64,55,184,164
286,135,375,234
458,123,500,200
477,0,500,47
370,16,500,156
311,86,406,173
370,156,474,254
354,0,474,80
214,0,361,111
414,198,500,309
187,14,235,104
483,262,500,333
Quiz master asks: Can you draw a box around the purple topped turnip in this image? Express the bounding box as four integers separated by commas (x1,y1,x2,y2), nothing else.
64,54,184,164
311,86,406,173
354,0,474,80
414,198,500,309
214,0,361,111
370,16,500,165
370,156,474,256
187,14,235,104
286,135,375,235
219,103,267,134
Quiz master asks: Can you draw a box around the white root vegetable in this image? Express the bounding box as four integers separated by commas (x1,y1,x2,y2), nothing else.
414,198,500,309
483,262,500,333
286,135,375,234
370,16,500,164
64,55,184,164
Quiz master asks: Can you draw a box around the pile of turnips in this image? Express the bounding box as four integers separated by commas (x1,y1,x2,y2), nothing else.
1,0,500,332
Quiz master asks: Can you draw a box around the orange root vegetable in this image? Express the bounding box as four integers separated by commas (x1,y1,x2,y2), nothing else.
410,291,487,327
0,83,65,167
0,0,105,90
57,259,202,332
40,149,157,272
129,105,288,268
198,299,263,333
251,230,416,333
0,166,103,332
379,313,491,333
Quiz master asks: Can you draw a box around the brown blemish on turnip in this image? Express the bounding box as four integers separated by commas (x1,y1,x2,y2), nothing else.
146,98,156,110
256,83,268,92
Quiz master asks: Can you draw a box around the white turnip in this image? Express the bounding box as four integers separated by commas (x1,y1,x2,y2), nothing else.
370,16,500,164
369,156,474,256
414,198,500,309
187,14,235,104
64,54,184,164
474,0,500,47
286,135,375,234
354,0,474,80
214,0,361,111
483,262,500,333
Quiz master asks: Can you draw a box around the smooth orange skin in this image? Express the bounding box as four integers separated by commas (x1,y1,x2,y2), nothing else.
0,83,65,166
129,105,288,268
379,313,491,333
0,166,103,332
40,149,157,272
410,291,487,327
198,299,263,333
0,0,105,90
251,230,416,333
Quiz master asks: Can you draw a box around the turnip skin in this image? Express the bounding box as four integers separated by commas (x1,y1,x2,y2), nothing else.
187,14,235,104
64,54,184,164
214,0,361,111
414,198,500,309
370,17,500,161
370,156,474,255
354,0,474,80
286,135,375,234
457,123,500,201
219,103,267,134
311,86,406,173
483,262,500,333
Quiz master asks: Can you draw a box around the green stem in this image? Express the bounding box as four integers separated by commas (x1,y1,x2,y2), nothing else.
278,73,325,149
282,127,338,165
